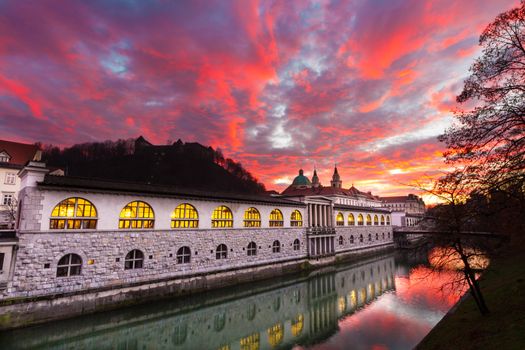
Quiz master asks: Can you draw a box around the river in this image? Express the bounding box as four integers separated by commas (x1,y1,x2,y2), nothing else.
0,250,468,349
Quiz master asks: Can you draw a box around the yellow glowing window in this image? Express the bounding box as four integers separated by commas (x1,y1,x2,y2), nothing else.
291,314,304,337
267,323,283,348
338,296,347,313
349,290,357,309
381,215,385,225
217,345,230,350
240,333,260,350
212,205,233,228
336,212,344,226
357,214,364,226
348,213,355,225
366,214,372,225
290,210,302,227
243,207,261,227
50,197,97,230
269,209,283,227
373,215,379,225
171,203,199,228
119,201,154,229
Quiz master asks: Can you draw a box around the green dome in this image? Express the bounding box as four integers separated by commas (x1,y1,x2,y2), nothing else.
292,169,312,186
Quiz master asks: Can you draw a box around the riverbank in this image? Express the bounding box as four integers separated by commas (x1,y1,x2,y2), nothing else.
417,245,525,349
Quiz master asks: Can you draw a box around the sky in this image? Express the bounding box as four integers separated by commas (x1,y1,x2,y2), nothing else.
0,0,519,200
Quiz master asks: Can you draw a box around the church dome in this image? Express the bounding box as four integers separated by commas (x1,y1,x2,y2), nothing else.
292,169,312,187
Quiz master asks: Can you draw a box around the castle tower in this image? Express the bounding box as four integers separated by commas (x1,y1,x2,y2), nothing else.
330,165,342,188
312,168,320,188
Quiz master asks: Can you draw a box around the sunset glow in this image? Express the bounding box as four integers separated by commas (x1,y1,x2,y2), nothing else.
0,0,519,196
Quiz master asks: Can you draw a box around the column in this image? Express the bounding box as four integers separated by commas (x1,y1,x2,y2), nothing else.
323,205,327,227
331,237,335,253
308,204,312,227
310,238,315,255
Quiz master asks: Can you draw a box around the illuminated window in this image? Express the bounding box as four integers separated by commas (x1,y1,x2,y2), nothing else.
269,209,283,227
348,213,355,225
243,207,261,227
247,241,257,256
125,249,144,269
177,246,191,264
339,296,347,313
56,253,82,277
119,201,154,229
366,214,372,225
380,215,385,225
216,244,228,259
212,206,233,228
50,197,97,230
171,203,198,228
336,212,344,226
357,214,364,226
350,235,354,244
290,210,303,226
338,236,344,245
240,333,260,350
293,239,300,251
267,323,284,347
373,215,379,225
272,240,280,253
291,314,304,337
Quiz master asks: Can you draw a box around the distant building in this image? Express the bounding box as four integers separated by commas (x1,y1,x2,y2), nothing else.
0,140,42,229
380,194,426,227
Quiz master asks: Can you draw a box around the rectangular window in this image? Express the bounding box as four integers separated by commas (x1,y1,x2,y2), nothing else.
2,194,14,206
0,253,4,271
4,173,16,185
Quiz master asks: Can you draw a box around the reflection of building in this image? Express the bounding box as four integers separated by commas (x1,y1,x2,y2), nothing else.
1,162,395,305
380,194,426,227
0,254,396,349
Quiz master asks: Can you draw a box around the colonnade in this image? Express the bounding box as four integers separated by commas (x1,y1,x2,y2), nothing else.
308,204,333,227
308,236,335,256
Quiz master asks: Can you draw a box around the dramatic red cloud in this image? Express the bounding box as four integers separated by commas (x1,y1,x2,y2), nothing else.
0,0,520,199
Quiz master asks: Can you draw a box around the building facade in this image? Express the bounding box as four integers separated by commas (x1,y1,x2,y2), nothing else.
380,194,426,227
0,162,394,305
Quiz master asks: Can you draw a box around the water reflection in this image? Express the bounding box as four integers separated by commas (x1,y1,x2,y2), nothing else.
0,252,466,350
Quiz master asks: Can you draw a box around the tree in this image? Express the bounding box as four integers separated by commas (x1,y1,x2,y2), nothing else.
440,1,525,206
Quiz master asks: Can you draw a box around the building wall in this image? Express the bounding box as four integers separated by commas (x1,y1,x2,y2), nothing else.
334,226,393,253
0,166,21,227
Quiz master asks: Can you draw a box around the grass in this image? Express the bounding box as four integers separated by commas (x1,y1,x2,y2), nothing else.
417,245,525,349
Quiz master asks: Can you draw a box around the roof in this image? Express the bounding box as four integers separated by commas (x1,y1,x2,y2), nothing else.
282,184,379,200
0,139,40,165
38,175,306,207
291,169,311,187
380,195,422,203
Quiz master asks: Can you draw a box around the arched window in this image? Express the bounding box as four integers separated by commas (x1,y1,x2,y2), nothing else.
382,232,385,239
376,233,379,240
348,213,355,226
388,232,391,238
272,240,280,253
214,312,226,332
293,239,300,251
56,253,82,277
366,214,372,225
373,215,379,225
125,249,144,269
368,234,372,241
381,215,385,225
119,201,154,229
247,241,257,256
386,216,391,225
212,206,233,228
267,323,284,348
336,212,344,226
359,234,363,243
338,236,344,245
269,209,283,227
350,235,354,244
357,214,364,226
243,207,261,227
291,314,304,337
290,210,303,226
177,246,191,264
216,244,228,259
171,203,198,228
50,198,97,229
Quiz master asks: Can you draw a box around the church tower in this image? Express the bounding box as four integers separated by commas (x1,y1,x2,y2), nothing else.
331,165,342,188
312,168,320,188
